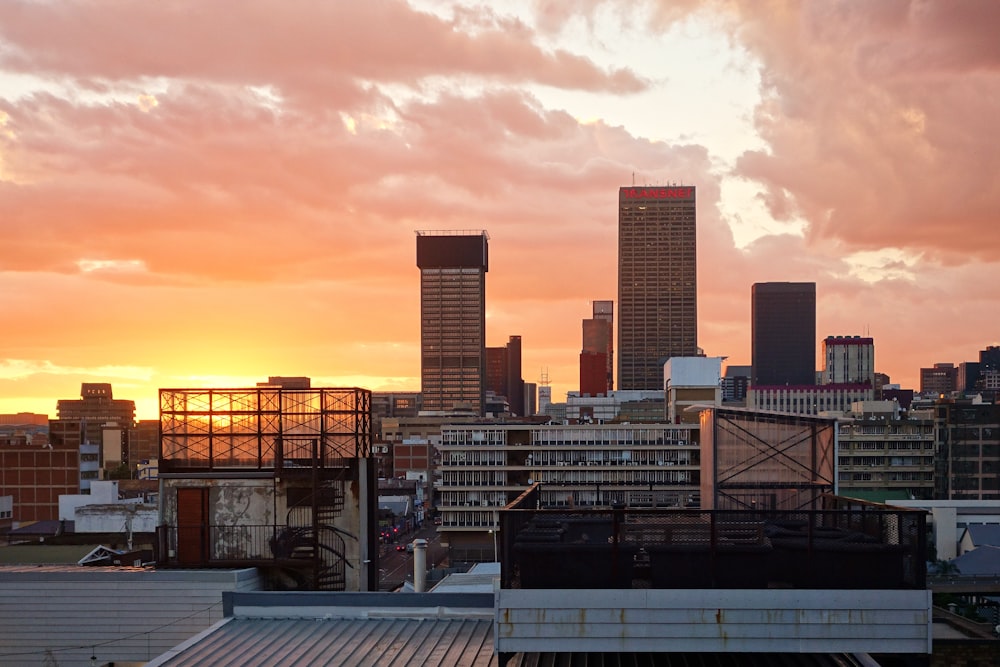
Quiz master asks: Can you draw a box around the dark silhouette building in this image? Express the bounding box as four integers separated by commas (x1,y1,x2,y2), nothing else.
56,383,136,444
721,365,751,402
920,362,957,396
751,282,816,387
934,400,1000,500
618,186,697,390
416,230,489,414
485,335,525,416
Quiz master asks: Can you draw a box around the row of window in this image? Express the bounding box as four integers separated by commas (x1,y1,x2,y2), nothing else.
839,441,933,451
840,456,933,466
840,472,933,482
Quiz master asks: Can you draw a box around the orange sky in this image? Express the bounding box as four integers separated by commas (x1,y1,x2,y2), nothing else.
1,1,998,420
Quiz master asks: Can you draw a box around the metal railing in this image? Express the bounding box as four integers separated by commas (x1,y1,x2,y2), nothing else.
157,524,311,565
499,490,927,591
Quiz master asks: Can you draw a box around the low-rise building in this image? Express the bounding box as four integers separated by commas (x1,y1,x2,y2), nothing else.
747,383,874,416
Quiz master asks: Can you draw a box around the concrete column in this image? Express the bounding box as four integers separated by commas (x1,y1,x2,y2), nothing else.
932,506,958,561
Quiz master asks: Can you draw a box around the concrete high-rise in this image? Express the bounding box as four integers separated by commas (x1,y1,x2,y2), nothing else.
617,186,698,391
416,230,489,414
751,282,816,387
822,335,875,385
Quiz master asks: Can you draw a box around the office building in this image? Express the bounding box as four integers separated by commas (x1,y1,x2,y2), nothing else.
55,383,136,467
821,335,874,385
579,351,608,397
746,384,872,416
416,230,489,414
751,282,816,387
485,335,524,416
522,382,537,417
618,186,697,390
920,362,957,396
837,402,935,501
537,385,552,415
981,345,1000,373
436,422,700,560
721,365,751,402
957,361,981,393
934,400,1000,501
580,300,614,395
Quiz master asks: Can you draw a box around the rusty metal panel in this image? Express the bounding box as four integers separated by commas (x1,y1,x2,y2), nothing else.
496,588,932,656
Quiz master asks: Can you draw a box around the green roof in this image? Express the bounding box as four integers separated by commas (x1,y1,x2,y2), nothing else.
840,489,913,504
0,544,103,565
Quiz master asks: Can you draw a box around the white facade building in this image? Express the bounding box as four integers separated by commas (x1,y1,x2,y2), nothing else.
822,335,875,385
747,384,874,415
436,423,700,537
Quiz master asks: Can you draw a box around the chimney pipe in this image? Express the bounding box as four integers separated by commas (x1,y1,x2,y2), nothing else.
412,539,428,592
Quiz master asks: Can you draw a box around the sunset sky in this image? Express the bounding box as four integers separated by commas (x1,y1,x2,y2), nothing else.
1,0,998,420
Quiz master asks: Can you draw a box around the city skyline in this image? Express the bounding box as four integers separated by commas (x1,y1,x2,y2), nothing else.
1,2,999,419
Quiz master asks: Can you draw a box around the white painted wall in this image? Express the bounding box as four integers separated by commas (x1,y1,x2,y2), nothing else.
664,356,724,388
59,480,131,521
75,504,158,533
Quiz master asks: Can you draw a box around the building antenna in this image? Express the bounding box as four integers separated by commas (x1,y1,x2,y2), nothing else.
540,368,550,386
632,171,635,186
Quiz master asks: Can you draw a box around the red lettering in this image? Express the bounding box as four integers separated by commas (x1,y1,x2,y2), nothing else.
622,187,693,199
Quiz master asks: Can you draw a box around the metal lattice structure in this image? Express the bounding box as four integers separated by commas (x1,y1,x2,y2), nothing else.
700,407,836,511
159,387,371,472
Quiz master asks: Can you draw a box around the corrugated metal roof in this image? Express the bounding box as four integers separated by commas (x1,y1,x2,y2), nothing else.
512,654,871,667
151,616,499,667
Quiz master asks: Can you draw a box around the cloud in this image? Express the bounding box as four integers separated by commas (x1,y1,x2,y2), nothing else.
722,0,1000,261
1,0,997,416
0,359,154,382
0,1,644,94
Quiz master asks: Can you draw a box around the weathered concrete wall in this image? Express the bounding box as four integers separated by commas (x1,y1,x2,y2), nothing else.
497,588,933,655
76,504,157,533
160,472,368,590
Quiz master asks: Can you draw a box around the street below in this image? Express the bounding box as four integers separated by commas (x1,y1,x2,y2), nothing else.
377,523,447,591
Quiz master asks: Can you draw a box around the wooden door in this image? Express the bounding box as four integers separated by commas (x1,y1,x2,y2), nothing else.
176,487,209,565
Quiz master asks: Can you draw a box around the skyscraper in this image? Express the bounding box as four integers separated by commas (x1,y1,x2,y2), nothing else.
751,282,816,386
617,186,698,391
416,230,489,414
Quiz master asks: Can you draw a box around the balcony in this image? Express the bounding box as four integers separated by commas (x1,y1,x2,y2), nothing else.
156,523,348,591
